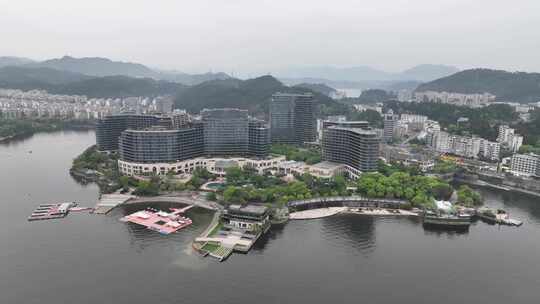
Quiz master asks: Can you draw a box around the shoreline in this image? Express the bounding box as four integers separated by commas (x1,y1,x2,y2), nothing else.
343,207,419,217
1,125,95,144
455,177,540,199
289,207,419,220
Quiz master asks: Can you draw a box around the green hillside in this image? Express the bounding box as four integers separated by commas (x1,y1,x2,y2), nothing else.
416,69,540,103
174,75,339,115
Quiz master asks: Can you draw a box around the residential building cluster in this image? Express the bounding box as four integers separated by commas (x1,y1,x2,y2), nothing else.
380,144,436,172
352,103,383,113
383,111,435,142
0,88,174,120
497,125,523,153
414,91,496,108
426,131,500,161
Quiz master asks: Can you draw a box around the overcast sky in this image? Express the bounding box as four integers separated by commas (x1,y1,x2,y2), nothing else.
1,0,539,76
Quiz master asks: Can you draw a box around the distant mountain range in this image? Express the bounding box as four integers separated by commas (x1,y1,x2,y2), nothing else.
27,56,156,78
277,64,459,83
0,65,339,113
0,56,35,67
0,66,184,98
4,55,539,105
174,75,338,115
0,55,230,86
280,77,422,94
416,69,540,103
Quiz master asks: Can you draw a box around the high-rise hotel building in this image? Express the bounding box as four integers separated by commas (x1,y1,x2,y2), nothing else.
97,109,271,170
269,93,316,145
322,122,381,174
96,114,163,151
383,109,399,142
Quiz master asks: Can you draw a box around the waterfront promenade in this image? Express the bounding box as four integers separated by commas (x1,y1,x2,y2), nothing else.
289,207,347,220
288,196,408,211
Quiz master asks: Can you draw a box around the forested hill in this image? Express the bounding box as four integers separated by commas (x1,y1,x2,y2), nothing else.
174,75,340,115
416,69,540,103
0,66,185,98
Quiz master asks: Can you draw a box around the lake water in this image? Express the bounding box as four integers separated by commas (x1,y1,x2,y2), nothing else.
1,131,540,304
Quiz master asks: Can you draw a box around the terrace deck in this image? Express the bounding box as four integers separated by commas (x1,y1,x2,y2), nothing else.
120,207,193,235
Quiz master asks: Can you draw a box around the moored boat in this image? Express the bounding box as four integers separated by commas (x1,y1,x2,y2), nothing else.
422,200,471,229
423,211,471,228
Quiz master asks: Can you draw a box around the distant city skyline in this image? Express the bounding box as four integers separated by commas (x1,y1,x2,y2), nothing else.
1,0,539,76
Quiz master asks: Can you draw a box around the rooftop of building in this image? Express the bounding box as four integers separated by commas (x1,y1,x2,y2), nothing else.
227,204,269,216
278,160,307,168
513,153,540,159
323,120,369,125
201,108,248,113
326,126,379,136
310,161,344,170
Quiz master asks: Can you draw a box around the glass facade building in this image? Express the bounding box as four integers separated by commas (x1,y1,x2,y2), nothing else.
202,108,250,157
270,93,316,145
248,118,271,158
96,114,161,151
119,124,204,163
103,109,271,164
322,126,380,172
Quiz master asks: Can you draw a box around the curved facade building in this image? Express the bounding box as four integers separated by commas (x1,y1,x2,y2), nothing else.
96,114,161,151
119,125,203,163
322,120,369,130
322,126,380,172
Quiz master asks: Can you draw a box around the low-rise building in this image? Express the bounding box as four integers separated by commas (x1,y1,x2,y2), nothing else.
118,155,286,176
222,205,270,232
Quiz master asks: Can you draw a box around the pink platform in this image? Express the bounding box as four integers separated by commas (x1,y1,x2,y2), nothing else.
120,207,193,235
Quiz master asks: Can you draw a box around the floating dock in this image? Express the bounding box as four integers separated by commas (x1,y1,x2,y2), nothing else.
28,202,77,221
120,206,193,235
476,208,523,227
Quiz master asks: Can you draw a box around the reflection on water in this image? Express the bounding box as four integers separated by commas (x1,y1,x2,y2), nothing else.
321,214,376,256
422,224,470,236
